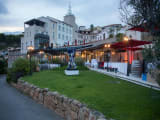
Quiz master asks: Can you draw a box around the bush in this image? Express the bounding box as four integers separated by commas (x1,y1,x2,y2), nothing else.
12,58,30,75
156,73,160,85
0,58,7,74
7,58,30,83
75,57,84,66
52,58,67,66
109,34,114,38
31,59,38,72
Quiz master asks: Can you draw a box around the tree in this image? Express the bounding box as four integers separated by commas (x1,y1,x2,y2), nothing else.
119,0,160,60
90,24,94,32
116,33,125,41
0,33,22,50
119,0,160,35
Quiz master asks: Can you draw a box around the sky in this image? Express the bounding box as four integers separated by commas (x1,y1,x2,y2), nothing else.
0,0,122,33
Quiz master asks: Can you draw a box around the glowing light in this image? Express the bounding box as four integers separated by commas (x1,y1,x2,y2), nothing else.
124,36,129,42
27,46,34,51
105,44,111,48
112,51,115,55
39,51,44,54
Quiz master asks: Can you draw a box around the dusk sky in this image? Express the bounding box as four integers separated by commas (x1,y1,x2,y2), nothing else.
0,0,122,33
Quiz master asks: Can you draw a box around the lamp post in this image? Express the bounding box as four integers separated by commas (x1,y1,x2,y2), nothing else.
39,51,44,63
123,36,130,76
104,44,110,71
27,46,34,75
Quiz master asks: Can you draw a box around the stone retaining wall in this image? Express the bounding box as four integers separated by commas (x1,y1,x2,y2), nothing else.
11,79,107,120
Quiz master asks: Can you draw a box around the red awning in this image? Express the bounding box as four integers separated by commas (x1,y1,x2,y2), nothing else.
111,39,152,49
128,27,149,32
122,47,143,51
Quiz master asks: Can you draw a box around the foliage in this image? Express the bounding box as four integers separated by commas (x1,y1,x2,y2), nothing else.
90,24,94,32
116,33,125,41
75,57,84,66
154,37,160,61
31,59,38,72
52,58,67,66
12,58,30,75
119,0,160,35
142,45,154,63
0,57,7,74
23,70,160,120
156,73,160,85
109,34,114,38
0,33,22,50
7,58,30,83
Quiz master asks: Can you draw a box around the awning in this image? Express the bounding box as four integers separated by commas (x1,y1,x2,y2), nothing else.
111,39,152,49
122,47,143,51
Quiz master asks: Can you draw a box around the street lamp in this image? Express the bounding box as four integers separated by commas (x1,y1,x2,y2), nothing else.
39,51,44,63
123,36,130,76
104,44,111,71
104,44,110,48
27,46,34,75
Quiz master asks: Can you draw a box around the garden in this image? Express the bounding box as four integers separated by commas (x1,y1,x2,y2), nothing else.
7,57,160,120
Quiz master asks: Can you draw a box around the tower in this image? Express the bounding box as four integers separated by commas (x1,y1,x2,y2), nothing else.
64,2,78,43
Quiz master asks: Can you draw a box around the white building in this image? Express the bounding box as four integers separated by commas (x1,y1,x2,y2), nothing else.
97,24,123,41
21,5,77,54
125,27,152,41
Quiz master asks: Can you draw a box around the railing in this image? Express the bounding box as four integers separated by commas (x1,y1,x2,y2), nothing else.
104,62,128,75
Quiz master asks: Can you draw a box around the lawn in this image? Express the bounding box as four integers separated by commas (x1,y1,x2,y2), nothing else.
22,68,160,120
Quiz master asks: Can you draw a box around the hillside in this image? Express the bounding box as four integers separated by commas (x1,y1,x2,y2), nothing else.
0,33,22,50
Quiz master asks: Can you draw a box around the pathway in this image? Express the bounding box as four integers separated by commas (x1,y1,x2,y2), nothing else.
0,75,64,120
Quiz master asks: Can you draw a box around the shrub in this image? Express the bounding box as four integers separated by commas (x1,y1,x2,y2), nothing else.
52,58,67,66
12,58,30,75
7,58,30,83
0,58,7,74
75,57,84,66
156,73,160,85
7,68,24,83
31,59,38,72
109,34,114,38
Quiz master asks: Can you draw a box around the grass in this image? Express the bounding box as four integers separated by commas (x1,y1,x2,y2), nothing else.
22,67,160,120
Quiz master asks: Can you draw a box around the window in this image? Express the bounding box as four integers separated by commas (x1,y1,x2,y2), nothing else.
30,41,32,46
26,42,28,49
58,25,61,31
66,36,68,41
53,24,54,29
62,35,64,40
53,32,55,39
66,27,68,33
21,43,23,49
58,34,61,39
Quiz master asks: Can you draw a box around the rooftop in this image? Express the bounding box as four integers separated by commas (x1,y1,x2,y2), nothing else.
25,19,45,26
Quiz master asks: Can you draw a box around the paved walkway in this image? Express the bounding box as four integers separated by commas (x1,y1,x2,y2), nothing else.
0,75,64,120
89,67,160,91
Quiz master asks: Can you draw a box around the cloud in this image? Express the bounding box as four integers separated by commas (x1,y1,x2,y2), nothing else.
0,0,8,14
0,0,122,32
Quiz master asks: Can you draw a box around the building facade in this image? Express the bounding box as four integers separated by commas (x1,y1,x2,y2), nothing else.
21,16,73,54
